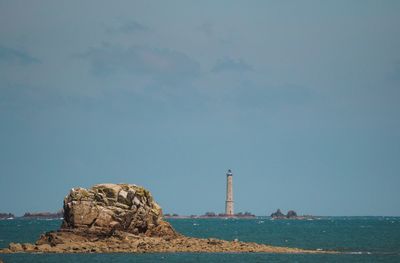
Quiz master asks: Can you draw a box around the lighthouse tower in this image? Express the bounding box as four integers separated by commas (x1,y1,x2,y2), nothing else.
225,169,234,216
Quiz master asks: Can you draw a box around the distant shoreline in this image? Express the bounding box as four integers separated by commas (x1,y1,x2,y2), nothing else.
1,214,399,220
0,211,63,220
164,215,256,219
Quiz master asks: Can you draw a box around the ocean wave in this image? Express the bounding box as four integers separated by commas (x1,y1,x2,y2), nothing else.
348,251,372,255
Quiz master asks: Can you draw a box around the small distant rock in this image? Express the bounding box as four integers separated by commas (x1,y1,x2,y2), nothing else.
270,209,315,220
286,210,298,219
0,213,14,220
270,209,286,219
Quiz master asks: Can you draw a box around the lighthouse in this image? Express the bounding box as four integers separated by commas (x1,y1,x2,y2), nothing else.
225,169,234,216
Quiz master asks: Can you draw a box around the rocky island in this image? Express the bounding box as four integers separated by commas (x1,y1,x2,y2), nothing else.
22,211,63,219
164,211,256,219
270,209,316,220
1,184,331,254
0,213,14,220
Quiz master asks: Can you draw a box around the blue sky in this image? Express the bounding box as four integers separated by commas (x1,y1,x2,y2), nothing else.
0,0,399,216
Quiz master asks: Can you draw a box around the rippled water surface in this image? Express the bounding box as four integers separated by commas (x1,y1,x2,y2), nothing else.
1,217,399,262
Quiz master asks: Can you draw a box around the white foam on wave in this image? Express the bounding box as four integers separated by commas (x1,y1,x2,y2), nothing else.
348,251,372,255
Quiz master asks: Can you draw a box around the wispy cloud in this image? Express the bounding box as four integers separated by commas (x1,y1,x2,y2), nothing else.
105,20,150,34
0,45,40,65
212,57,253,73
196,22,214,38
77,44,200,82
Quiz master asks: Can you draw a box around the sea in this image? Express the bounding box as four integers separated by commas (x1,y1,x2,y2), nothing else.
0,217,399,262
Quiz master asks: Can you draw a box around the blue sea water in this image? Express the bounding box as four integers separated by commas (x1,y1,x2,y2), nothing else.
0,217,399,262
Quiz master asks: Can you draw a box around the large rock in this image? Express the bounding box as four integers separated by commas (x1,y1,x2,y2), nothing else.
61,183,176,237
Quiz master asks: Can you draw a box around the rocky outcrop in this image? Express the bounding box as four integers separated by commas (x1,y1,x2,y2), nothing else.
286,210,298,218
61,184,177,238
271,209,315,220
270,209,286,219
1,230,330,254
0,184,331,254
0,213,14,220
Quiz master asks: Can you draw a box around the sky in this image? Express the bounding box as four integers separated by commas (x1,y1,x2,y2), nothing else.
0,0,399,216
